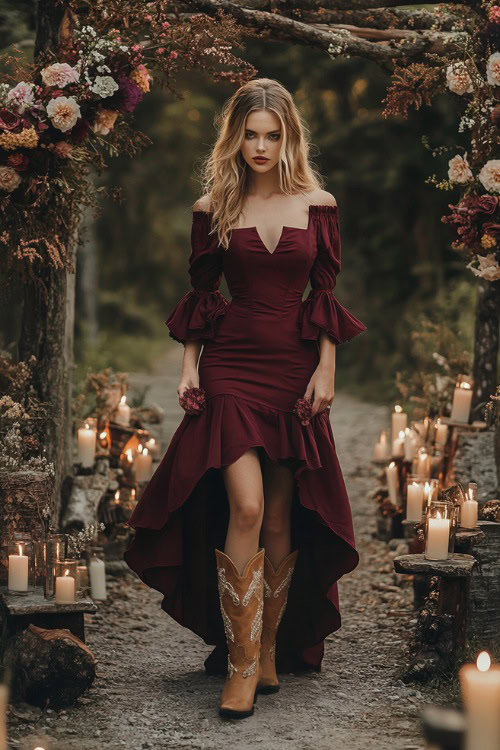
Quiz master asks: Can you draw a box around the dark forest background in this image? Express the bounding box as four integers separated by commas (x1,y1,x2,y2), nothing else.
1,1,475,402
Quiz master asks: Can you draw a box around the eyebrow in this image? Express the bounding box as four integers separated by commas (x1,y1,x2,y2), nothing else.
245,128,281,134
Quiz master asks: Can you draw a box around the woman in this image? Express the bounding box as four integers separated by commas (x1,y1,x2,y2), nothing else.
124,77,367,720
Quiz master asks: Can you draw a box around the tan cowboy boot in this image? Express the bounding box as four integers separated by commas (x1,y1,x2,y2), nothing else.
216,547,264,719
257,549,298,694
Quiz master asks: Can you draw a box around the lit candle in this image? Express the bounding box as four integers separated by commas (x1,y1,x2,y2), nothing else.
451,382,473,423
55,568,76,603
426,512,450,560
392,430,405,457
435,419,448,449
8,543,28,592
77,422,96,468
385,462,399,505
135,445,153,482
416,449,432,478
403,428,417,462
115,395,131,426
459,652,500,750
89,556,106,600
0,682,7,750
406,482,425,522
461,499,478,529
145,437,160,458
392,405,407,443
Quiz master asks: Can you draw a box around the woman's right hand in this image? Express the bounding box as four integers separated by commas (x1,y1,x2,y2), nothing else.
177,369,200,404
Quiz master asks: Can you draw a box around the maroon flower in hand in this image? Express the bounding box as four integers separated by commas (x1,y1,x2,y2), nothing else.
179,386,207,415
293,396,313,426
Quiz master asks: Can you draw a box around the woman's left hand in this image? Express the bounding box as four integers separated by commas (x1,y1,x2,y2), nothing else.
304,365,335,417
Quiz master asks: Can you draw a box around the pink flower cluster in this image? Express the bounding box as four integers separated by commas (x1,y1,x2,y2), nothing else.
179,387,207,415
489,5,500,23
293,396,313,426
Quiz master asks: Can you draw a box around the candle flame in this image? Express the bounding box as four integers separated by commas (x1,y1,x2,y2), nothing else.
64,568,70,577
17,543,23,556
138,444,143,453
120,394,127,404
399,430,405,439
100,431,107,439
85,422,90,430
436,510,442,520
131,488,136,499
149,438,155,445
460,382,471,390
411,482,420,489
477,651,491,672
126,449,133,463
115,490,120,501
143,448,149,456
389,461,395,468
394,405,403,413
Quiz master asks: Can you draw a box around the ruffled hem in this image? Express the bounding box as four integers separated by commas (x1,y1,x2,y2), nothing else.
299,289,367,345
123,393,359,671
165,289,229,344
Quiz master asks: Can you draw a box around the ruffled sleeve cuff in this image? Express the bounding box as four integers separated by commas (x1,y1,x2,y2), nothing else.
299,289,367,345
166,289,229,344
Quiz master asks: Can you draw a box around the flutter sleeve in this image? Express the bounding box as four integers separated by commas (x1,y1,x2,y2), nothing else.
299,204,367,345
166,210,229,344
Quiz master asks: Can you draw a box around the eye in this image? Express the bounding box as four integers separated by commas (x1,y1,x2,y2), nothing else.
269,133,281,140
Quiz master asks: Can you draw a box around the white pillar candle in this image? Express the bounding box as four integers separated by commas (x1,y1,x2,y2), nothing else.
406,482,425,522
460,652,500,750
403,429,416,462
135,446,153,482
115,395,131,426
8,544,28,592
450,382,473,423
385,462,399,505
0,683,7,750
392,406,407,443
77,423,96,468
374,442,387,460
89,557,107,600
460,500,478,529
426,515,450,560
55,569,76,603
435,421,448,449
416,450,432,478
392,430,405,457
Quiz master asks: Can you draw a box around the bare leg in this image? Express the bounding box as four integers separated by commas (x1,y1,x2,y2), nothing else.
260,454,295,569
222,448,264,575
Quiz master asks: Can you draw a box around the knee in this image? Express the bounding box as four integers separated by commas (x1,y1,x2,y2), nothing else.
232,498,263,533
262,506,290,538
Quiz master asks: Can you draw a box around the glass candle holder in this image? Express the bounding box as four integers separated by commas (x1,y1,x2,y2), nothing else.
76,559,90,597
54,559,78,604
8,533,35,595
43,533,68,600
460,481,479,529
425,501,452,561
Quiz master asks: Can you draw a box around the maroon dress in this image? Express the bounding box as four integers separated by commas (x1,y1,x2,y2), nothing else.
124,203,367,674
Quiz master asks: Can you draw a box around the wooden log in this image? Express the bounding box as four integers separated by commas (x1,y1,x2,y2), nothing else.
4,624,96,707
60,457,116,532
393,553,477,578
0,471,53,586
467,520,500,644
450,429,497,502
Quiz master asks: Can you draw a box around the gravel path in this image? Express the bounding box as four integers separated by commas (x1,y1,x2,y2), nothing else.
8,349,442,750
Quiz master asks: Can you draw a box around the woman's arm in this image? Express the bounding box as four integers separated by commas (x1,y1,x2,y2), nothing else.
177,341,203,398
305,332,336,416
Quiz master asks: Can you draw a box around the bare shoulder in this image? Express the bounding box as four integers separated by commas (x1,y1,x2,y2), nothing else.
192,194,212,212
305,189,337,208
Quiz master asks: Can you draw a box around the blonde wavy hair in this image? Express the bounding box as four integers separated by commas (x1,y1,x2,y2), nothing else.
197,78,324,250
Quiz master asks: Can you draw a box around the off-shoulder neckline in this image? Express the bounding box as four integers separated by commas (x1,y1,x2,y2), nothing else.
192,203,338,218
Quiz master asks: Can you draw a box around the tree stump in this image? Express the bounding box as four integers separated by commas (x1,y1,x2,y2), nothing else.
467,520,500,644
0,471,53,586
5,624,96,707
450,429,496,501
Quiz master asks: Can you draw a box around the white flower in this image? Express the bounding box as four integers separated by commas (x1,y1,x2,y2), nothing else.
478,160,500,192
119,45,129,52
446,63,473,95
91,75,119,98
46,96,81,132
41,62,80,88
486,52,500,87
6,81,35,113
0,166,22,192
448,154,473,183
466,254,500,281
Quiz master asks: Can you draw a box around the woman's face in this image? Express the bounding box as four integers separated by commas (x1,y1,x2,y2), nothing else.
240,109,282,173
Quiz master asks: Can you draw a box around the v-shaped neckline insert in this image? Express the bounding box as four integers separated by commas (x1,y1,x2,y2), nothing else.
193,203,338,256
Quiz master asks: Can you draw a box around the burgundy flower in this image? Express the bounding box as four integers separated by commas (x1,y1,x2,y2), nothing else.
483,222,500,236
70,118,89,144
179,386,207,415
460,194,499,216
293,396,313,427
0,108,21,132
7,152,29,171
110,74,143,114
